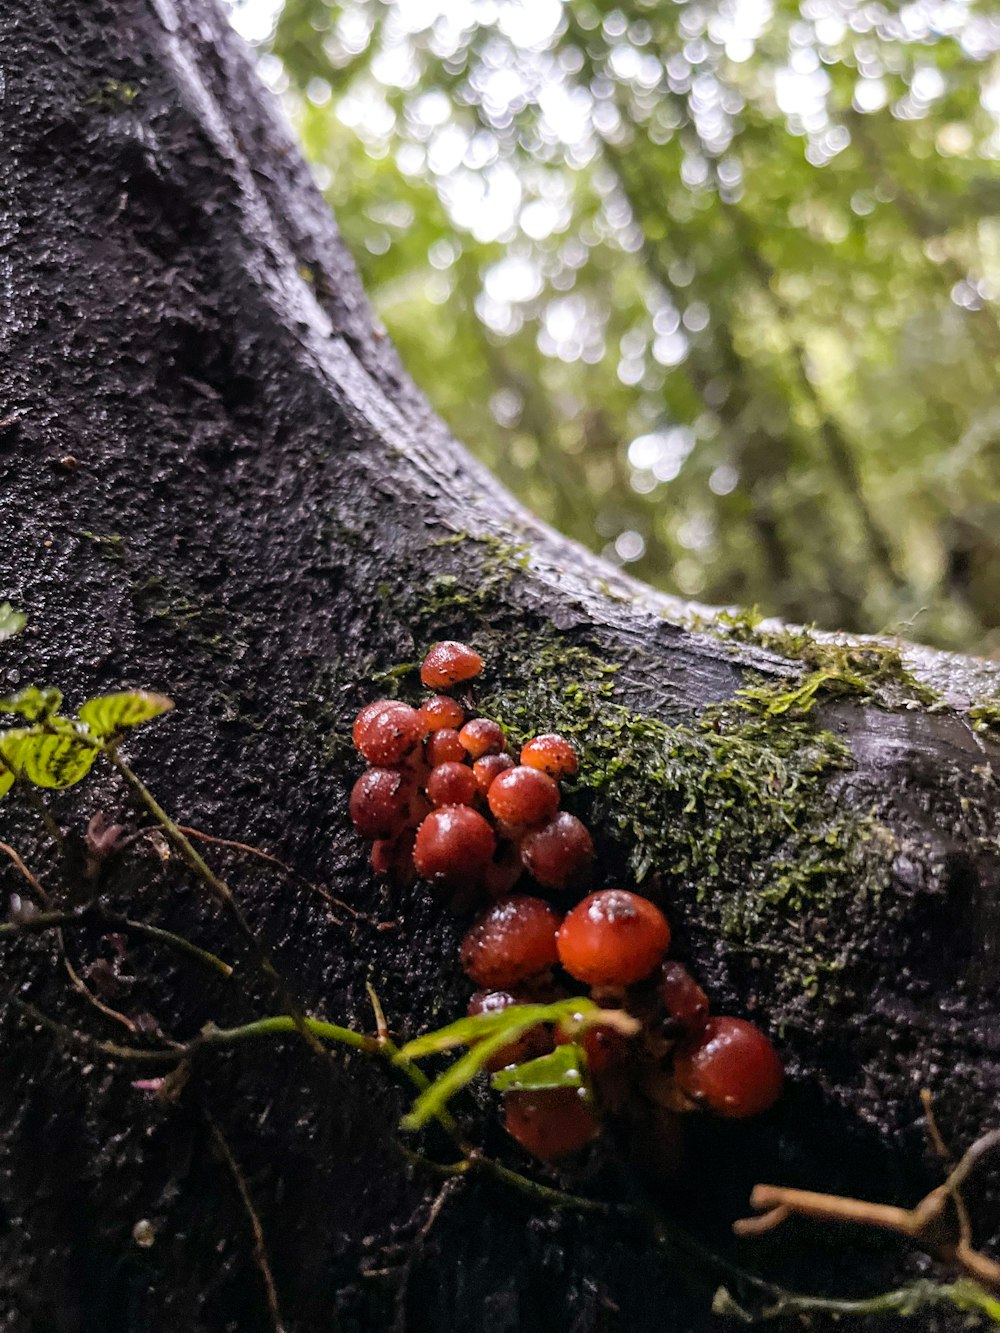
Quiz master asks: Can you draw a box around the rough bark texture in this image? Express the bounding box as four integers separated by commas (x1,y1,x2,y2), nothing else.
2,3,1000,1331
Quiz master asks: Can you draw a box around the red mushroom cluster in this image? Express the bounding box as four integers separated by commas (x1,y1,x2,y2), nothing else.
350,640,784,1163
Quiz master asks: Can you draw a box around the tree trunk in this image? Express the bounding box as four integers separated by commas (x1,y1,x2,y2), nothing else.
2,3,999,1331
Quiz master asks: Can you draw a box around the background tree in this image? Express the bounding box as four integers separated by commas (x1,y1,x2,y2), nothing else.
242,0,1000,650
2,2,1000,1332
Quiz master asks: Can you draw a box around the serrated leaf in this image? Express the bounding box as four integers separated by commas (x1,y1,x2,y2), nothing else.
0,687,63,722
78,691,174,740
490,1043,587,1094
0,723,98,789
0,604,26,642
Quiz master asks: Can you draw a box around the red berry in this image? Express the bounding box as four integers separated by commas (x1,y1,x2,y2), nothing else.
460,894,560,988
658,962,710,1034
420,641,484,690
349,768,413,840
467,989,553,1071
426,761,479,809
354,701,427,766
557,890,671,987
472,752,515,796
520,734,579,780
459,717,506,759
503,1088,599,1160
425,728,466,767
674,1017,783,1119
352,700,394,751
421,695,465,731
520,812,594,890
487,766,560,827
413,806,495,884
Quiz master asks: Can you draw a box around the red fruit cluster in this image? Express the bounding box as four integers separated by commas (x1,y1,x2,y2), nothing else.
350,642,594,903
349,641,783,1163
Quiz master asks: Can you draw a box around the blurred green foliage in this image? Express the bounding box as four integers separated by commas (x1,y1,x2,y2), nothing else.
234,0,1000,651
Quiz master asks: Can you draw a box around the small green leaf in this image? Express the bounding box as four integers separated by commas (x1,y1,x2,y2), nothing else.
491,1044,587,1094
0,763,14,801
397,1000,640,1133
0,604,27,642
0,723,98,789
400,1027,528,1132
78,691,174,740
399,997,599,1061
0,687,63,722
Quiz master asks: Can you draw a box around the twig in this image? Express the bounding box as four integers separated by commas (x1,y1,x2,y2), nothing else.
367,980,389,1043
59,932,138,1034
108,752,325,1058
205,1111,286,1333
392,1176,464,1331
715,1277,1000,1324
176,824,362,920
0,840,51,906
922,1087,973,1246
735,1127,1000,1294
0,905,234,977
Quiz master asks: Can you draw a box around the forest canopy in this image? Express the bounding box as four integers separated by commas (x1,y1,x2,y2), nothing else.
229,0,1000,653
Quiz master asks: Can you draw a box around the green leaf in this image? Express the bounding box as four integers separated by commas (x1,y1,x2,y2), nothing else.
0,687,63,722
0,604,27,642
78,691,174,740
399,997,599,1061
0,723,98,789
398,1000,638,1133
0,762,14,801
491,1044,587,1094
400,1026,530,1132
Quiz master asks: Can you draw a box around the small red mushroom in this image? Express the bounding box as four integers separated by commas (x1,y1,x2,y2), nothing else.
557,890,671,987
420,641,484,690
674,1017,784,1119
503,1088,599,1160
460,894,561,988
487,766,560,827
413,805,495,884
520,733,579,780
520,812,594,890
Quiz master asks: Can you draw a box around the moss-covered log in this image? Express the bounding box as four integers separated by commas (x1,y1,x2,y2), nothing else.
2,1,1000,1330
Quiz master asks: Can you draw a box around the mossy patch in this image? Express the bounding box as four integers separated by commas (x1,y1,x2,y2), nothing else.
694,606,939,710
476,636,883,949
969,698,1000,735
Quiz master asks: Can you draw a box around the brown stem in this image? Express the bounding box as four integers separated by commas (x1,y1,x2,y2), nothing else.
205,1111,286,1333
59,933,138,1034
736,1177,1000,1294
0,840,51,906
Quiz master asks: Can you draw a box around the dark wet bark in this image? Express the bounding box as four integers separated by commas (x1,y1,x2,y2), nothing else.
2,3,1000,1331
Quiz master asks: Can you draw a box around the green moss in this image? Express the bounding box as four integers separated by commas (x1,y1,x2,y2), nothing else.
694,607,939,710
473,632,887,963
85,80,139,108
81,531,126,562
129,576,250,664
431,530,531,572
416,535,531,624
969,698,1000,735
